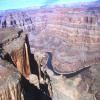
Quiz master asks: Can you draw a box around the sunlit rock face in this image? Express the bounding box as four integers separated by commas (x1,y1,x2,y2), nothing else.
0,58,23,100
0,6,100,74
0,28,31,77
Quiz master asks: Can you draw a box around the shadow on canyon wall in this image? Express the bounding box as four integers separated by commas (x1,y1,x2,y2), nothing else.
0,35,52,100
21,75,52,100
22,35,52,100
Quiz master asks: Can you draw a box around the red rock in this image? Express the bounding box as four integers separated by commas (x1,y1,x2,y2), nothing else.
0,59,23,100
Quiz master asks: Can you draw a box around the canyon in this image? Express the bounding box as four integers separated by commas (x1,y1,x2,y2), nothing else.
0,4,100,100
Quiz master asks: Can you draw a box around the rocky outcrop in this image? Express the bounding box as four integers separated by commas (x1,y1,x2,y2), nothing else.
0,28,33,78
0,28,52,99
0,58,23,100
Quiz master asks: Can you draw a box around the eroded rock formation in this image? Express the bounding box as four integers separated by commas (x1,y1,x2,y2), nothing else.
0,28,32,77
0,58,23,100
27,7,100,74
0,28,52,100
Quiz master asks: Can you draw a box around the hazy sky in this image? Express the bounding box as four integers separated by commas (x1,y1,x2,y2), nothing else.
0,0,97,10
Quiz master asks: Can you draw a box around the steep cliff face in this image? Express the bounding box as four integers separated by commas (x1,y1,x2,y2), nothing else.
27,7,100,74
0,28,52,100
11,45,31,77
0,28,30,76
0,58,23,100
0,6,100,32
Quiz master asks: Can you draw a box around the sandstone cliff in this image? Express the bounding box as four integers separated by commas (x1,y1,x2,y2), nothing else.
0,58,23,100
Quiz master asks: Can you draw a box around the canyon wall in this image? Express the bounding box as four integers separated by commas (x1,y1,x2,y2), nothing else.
0,28,52,100
0,28,30,76
1,7,100,74
0,6,100,100
0,58,23,100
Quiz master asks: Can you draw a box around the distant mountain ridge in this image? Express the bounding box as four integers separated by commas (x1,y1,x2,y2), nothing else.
0,0,99,13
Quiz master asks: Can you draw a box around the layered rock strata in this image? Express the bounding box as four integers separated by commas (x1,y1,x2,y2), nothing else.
27,7,100,74
0,6,100,74
0,6,100,100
